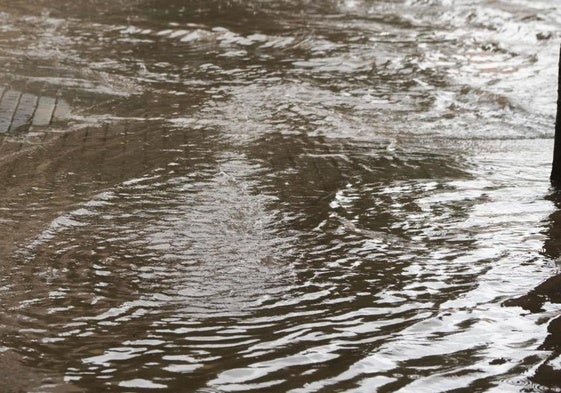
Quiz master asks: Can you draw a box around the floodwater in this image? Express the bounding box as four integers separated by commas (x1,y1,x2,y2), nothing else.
0,0,561,391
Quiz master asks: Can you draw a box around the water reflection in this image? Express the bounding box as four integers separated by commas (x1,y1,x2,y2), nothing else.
0,0,561,391
504,191,561,390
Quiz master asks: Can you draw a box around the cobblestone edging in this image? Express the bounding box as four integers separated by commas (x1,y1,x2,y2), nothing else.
0,87,70,133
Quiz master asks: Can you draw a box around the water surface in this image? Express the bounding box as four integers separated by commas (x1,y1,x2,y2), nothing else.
0,0,561,391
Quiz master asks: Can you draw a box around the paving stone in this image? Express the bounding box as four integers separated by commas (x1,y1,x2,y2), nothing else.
0,87,73,133
52,98,70,121
0,91,21,133
10,93,38,132
32,96,56,127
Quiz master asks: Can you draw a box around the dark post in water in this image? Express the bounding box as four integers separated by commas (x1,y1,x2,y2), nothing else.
552,44,561,185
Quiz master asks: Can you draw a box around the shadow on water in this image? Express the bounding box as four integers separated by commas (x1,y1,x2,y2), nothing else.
504,189,561,390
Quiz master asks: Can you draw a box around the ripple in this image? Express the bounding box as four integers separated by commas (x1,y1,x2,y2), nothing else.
1,0,561,392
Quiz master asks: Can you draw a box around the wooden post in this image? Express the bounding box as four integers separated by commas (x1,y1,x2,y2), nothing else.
552,44,561,186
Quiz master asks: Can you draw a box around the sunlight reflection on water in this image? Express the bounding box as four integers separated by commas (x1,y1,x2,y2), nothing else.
0,0,560,392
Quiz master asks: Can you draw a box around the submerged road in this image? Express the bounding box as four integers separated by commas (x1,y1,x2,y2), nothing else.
0,0,561,391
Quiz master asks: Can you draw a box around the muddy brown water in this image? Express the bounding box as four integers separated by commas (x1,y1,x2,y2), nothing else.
1,0,561,392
